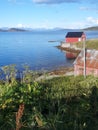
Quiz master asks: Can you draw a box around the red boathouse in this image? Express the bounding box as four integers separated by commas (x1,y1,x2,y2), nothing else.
65,32,86,43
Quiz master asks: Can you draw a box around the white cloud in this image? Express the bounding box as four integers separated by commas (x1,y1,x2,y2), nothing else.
17,24,24,28
32,0,98,4
86,17,98,24
80,7,90,10
80,6,98,13
60,17,98,29
8,0,16,2
8,0,30,4
16,23,52,29
32,0,80,4
33,0,47,3
11,18,98,29
15,17,98,29
8,0,98,5
16,24,31,28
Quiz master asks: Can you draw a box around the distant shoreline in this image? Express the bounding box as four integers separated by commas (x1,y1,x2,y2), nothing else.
0,28,28,32
1,26,98,32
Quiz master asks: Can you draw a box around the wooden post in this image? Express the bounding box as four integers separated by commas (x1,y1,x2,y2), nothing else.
83,37,86,78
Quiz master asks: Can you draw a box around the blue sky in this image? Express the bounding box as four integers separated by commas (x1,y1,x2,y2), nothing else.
0,0,98,29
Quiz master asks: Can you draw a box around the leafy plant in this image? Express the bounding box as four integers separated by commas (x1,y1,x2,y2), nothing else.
0,66,98,130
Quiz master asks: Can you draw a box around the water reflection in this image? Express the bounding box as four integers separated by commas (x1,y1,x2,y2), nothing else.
65,51,78,59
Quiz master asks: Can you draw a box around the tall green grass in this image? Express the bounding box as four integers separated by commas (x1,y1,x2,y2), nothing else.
0,65,98,130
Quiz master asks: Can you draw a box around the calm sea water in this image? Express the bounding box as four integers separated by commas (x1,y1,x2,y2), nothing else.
0,30,98,71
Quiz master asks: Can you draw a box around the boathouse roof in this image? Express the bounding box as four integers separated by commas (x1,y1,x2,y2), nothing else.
66,32,84,38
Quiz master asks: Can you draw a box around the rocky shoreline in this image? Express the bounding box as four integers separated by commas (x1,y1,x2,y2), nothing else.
49,66,74,75
36,67,74,81
56,45,80,54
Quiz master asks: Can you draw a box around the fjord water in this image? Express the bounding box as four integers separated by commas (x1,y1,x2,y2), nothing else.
0,30,98,71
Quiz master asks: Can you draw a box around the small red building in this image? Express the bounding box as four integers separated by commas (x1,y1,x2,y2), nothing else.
66,32,86,43
74,49,98,76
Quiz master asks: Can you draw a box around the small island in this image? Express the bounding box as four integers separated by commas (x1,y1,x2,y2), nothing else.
0,27,28,32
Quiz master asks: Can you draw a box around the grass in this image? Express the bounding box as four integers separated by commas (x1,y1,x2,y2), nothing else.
0,73,98,129
76,39,98,50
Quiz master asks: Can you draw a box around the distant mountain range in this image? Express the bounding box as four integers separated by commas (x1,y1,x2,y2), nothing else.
0,27,77,32
0,26,98,32
83,26,98,31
